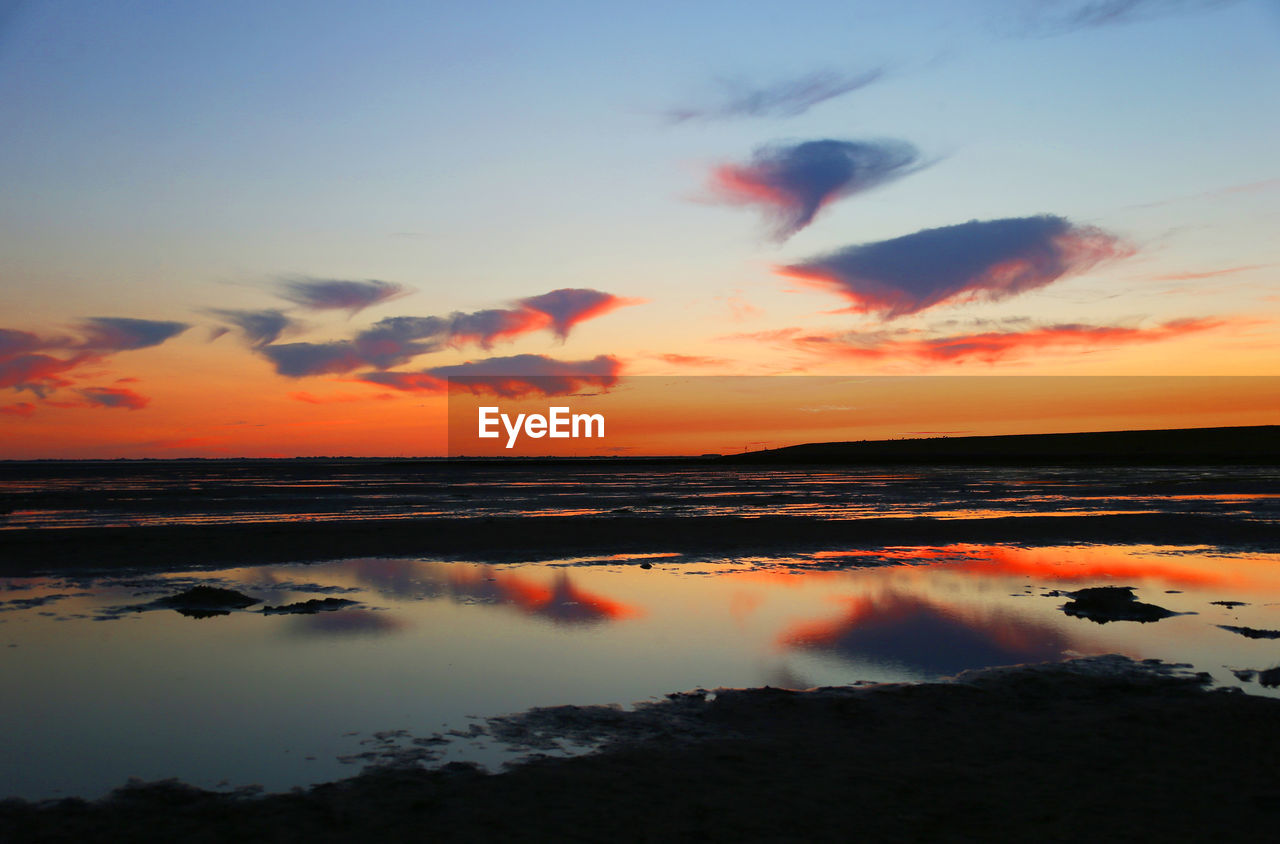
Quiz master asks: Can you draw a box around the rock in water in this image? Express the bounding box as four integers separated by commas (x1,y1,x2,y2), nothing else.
1061,586,1178,624
152,586,260,614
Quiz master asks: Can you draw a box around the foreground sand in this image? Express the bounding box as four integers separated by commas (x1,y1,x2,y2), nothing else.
4,656,1278,842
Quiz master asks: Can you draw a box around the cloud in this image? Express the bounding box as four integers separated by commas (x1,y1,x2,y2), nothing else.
78,386,149,410
78,318,189,351
259,342,368,378
289,391,396,404
1015,0,1241,34
657,353,730,367
1,318,179,401
1151,265,1265,281
517,289,640,340
362,354,623,398
0,402,35,417
0,328,43,358
666,68,884,122
780,591,1071,676
351,315,451,366
780,215,1128,318
710,139,923,239
277,278,410,314
254,289,636,377
446,290,639,347
208,309,299,348
0,353,91,397
447,308,550,349
773,317,1225,364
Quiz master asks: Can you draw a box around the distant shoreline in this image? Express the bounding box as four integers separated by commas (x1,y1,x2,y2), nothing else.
1,423,1277,465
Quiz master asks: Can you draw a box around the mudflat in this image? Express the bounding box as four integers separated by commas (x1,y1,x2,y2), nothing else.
4,656,1278,842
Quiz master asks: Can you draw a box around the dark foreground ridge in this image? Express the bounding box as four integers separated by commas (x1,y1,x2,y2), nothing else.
2,512,1275,575
4,656,1279,843
720,425,1280,465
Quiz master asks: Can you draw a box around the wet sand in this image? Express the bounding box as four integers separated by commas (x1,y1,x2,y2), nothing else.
2,512,1277,576
4,656,1279,842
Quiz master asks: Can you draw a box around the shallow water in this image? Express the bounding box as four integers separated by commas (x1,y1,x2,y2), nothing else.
3,543,1280,800
1,462,1277,528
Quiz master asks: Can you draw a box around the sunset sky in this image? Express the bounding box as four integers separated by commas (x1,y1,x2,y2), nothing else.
2,0,1278,457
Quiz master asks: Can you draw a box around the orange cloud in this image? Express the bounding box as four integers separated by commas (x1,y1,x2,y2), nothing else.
1151,265,1267,281
770,317,1227,365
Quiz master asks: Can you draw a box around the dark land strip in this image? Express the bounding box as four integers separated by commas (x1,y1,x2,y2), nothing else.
1,512,1276,576
4,657,1280,842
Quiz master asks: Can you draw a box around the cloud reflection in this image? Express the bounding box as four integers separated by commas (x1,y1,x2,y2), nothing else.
780,591,1072,676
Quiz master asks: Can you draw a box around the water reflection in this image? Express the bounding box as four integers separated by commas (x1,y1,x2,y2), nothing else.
348,559,641,626
3,543,1280,801
780,591,1073,676
287,608,405,636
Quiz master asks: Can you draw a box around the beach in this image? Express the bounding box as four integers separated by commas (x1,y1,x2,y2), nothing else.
4,656,1279,842
2,457,1279,840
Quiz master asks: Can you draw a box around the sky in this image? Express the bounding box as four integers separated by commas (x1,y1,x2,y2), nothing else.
1,0,1278,457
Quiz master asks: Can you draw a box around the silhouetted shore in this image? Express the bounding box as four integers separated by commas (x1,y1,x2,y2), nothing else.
721,425,1280,465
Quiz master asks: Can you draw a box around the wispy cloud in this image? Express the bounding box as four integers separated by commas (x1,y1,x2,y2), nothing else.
289,391,396,404
1150,265,1266,281
780,215,1128,319
666,68,884,123
207,309,300,348
761,317,1225,364
0,402,35,417
710,139,924,240
0,318,187,400
1012,0,1242,35
78,318,190,352
361,354,623,398
278,278,411,314
657,353,731,367
78,386,149,410
255,289,637,378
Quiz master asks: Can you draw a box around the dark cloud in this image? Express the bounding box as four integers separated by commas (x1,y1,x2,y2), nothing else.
258,342,367,378
362,354,623,398
353,315,451,367
254,289,635,378
277,278,410,314
447,308,549,349
0,328,43,358
255,317,448,377
78,318,190,351
780,591,1071,676
1015,0,1241,34
517,289,639,340
667,68,884,122
780,215,1128,318
78,386,149,410
711,139,923,240
208,309,298,348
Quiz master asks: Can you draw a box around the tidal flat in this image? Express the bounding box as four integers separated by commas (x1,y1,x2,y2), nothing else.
2,460,1279,839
